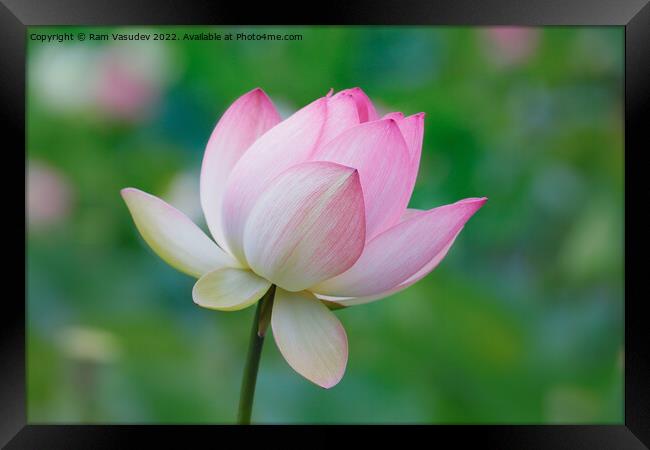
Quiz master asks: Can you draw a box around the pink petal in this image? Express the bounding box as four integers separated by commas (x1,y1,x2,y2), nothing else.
338,87,378,122
382,112,425,198
318,90,362,146
221,96,329,262
400,207,424,222
243,161,365,292
396,113,425,198
317,228,461,307
312,197,487,297
318,209,462,306
271,289,348,388
397,113,425,160
121,188,240,278
382,111,404,121
200,88,280,252
311,119,412,240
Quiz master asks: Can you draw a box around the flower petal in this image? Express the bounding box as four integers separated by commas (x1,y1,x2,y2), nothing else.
318,209,463,306
317,228,461,307
381,112,425,198
200,88,280,252
338,87,378,122
271,289,348,388
317,90,362,147
243,161,365,292
396,113,425,197
221,97,329,262
311,119,411,240
382,111,404,121
312,197,487,297
121,188,240,278
192,267,270,311
400,207,424,221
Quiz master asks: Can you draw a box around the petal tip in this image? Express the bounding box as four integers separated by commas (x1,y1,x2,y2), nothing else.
246,86,263,95
228,88,274,112
120,187,162,207
312,340,348,389
456,197,488,220
373,117,400,132
120,187,145,203
319,378,342,389
314,160,359,178
460,196,488,205
384,118,403,134
243,87,275,106
460,196,488,214
190,284,200,305
382,111,405,121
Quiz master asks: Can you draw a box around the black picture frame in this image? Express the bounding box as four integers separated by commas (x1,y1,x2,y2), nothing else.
3,0,648,447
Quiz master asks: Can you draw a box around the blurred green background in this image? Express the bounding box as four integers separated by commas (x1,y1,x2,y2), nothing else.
26,26,624,424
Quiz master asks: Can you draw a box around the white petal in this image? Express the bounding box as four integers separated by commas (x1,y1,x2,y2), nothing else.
271,289,348,388
121,188,240,278
192,268,271,311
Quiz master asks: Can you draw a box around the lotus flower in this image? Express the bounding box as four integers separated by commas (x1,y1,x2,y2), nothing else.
121,87,486,389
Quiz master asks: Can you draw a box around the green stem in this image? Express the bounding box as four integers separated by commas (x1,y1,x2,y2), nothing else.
237,285,275,424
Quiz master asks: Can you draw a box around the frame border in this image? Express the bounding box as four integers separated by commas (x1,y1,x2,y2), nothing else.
3,0,648,447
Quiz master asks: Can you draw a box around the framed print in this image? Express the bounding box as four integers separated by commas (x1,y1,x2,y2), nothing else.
3,0,649,447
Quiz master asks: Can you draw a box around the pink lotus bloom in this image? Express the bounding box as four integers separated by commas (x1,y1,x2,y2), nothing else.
122,88,486,388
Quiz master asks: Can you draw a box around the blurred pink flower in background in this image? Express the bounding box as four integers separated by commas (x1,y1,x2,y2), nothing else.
30,39,175,122
122,87,486,388
483,27,540,66
93,41,174,121
27,160,75,230
94,54,158,121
